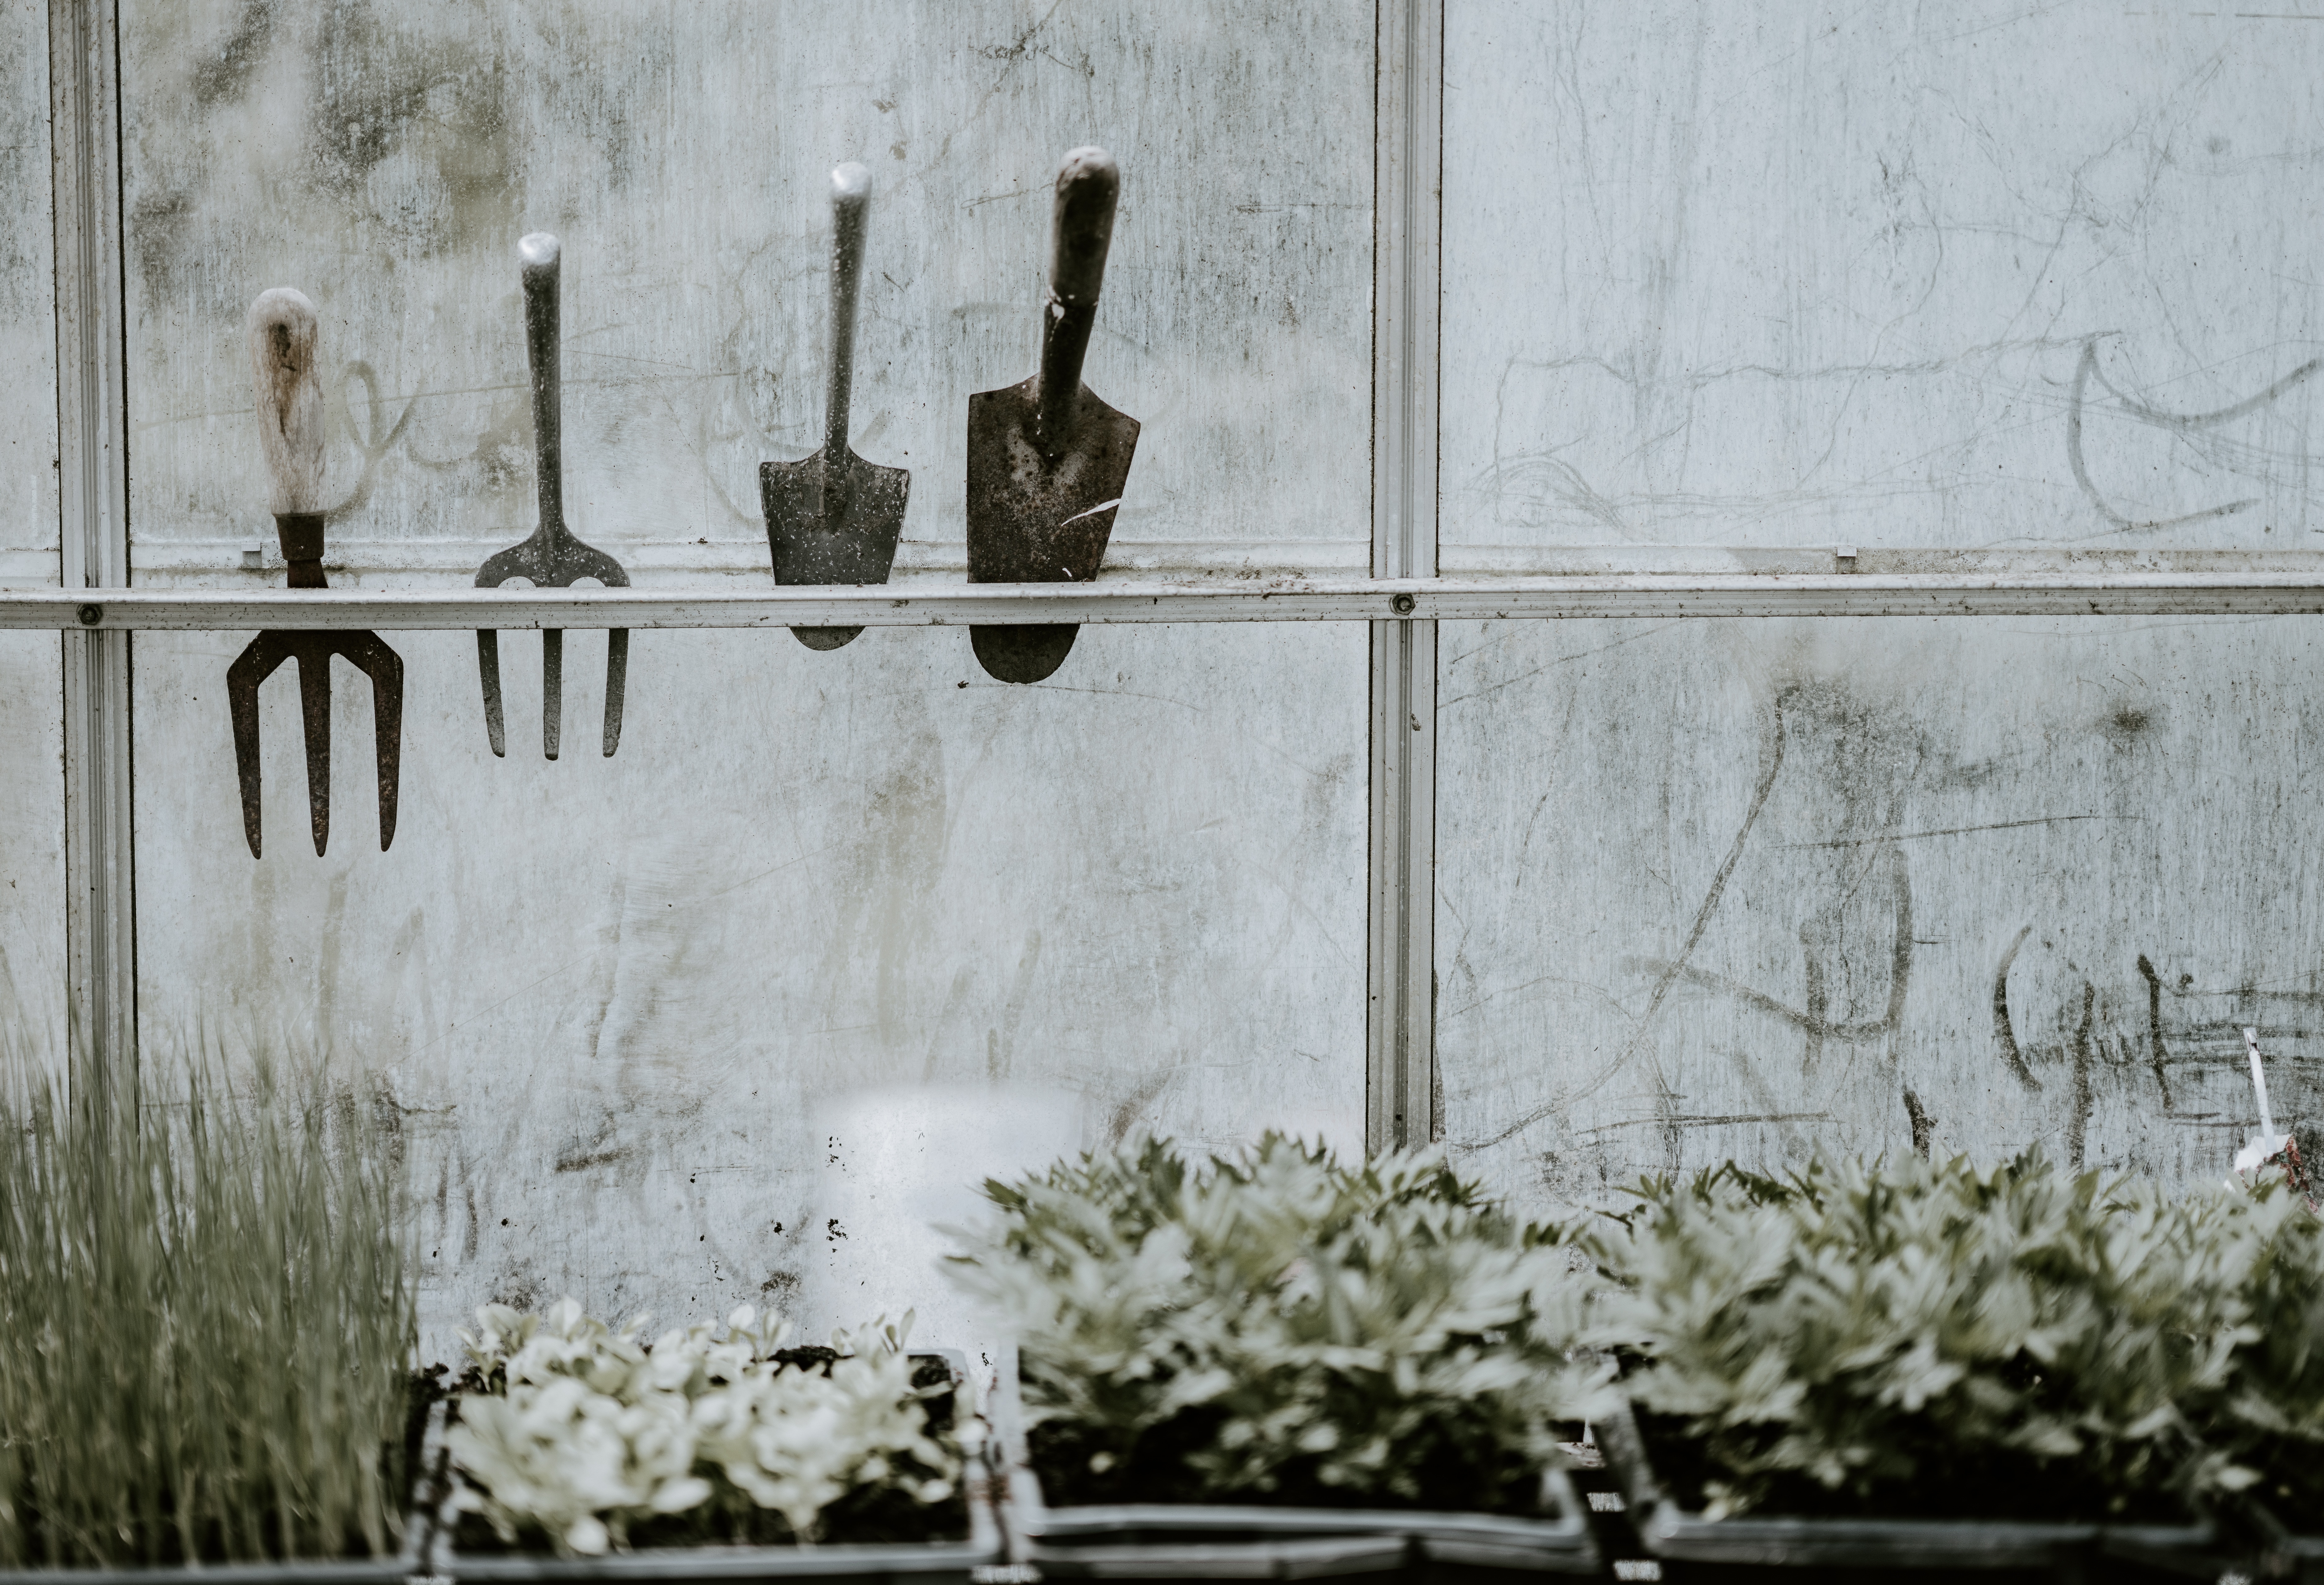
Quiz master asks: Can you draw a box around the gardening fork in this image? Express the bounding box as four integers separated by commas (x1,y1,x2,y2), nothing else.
475,234,631,759
226,288,404,859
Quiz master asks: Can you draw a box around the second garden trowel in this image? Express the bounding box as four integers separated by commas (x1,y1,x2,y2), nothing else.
761,163,909,651
965,146,1139,684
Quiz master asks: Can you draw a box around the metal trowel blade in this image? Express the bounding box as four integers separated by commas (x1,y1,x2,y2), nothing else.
761,447,910,650
964,376,1140,683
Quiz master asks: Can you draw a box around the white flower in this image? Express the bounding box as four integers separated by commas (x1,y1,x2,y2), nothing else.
448,1302,960,1555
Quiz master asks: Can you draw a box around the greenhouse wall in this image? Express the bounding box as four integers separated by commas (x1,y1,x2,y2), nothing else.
6,0,2318,1345
1437,4,2324,1204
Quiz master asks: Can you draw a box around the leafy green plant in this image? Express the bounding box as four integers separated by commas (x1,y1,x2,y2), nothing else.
449,1301,969,1556
2178,1167,2324,1521
946,1134,1614,1513
1587,1152,2242,1522
0,1058,417,1566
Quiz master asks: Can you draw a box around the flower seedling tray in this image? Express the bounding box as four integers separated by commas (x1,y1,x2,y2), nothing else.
429,1353,1003,1585
1596,1399,2215,1580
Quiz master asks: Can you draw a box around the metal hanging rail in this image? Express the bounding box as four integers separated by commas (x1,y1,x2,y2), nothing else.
10,573,2324,630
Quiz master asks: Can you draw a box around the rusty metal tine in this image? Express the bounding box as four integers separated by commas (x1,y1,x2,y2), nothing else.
343,631,403,849
543,628,564,760
602,629,628,756
478,630,506,757
234,286,405,858
295,645,334,855
227,630,292,858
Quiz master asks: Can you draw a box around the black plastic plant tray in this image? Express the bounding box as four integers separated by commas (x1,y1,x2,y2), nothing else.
430,1354,1001,1585
0,1560,421,1585
2234,1504,2324,1585
430,1536,1000,1585
1004,1461,1601,1579
1596,1399,2215,1577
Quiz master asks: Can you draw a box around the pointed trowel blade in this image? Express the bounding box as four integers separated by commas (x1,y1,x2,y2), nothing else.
963,378,1139,683
762,448,910,649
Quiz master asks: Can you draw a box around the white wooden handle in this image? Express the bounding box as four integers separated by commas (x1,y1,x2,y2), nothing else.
247,287,326,516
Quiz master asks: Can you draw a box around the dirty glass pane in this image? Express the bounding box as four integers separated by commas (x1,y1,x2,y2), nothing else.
1437,615,2324,1202
0,9,64,1061
1442,3,2324,562
1439,4,2324,1201
118,2,1371,1342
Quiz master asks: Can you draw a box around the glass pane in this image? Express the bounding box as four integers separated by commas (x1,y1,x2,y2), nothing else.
118,2,1372,1338
1,7,63,1063
1439,4,2324,1199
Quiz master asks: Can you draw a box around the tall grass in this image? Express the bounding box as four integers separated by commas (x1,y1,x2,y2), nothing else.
0,1056,418,1566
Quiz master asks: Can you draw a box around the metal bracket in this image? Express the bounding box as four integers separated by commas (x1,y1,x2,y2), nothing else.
1369,0,1443,1153
52,0,136,1114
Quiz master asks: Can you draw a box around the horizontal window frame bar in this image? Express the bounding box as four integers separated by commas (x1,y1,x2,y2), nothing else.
9,574,2324,630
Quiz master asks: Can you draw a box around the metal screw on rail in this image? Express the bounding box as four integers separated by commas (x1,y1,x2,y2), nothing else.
225,288,404,858
965,146,1141,684
761,163,911,651
474,234,632,759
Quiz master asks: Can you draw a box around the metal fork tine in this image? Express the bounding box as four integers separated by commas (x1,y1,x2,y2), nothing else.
543,628,563,760
237,287,404,860
478,629,506,757
295,647,334,855
227,631,290,859
475,236,633,761
342,631,403,850
602,629,628,757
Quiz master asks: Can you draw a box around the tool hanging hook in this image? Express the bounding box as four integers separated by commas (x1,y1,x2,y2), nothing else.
474,234,633,758
761,163,911,650
964,146,1140,684
225,287,404,858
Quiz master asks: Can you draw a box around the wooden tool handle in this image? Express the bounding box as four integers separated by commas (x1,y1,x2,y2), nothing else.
1048,146,1118,308
824,163,871,459
519,232,563,532
247,287,326,518
1035,147,1119,455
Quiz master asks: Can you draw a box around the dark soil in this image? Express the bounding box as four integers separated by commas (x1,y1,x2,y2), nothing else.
1634,1411,2177,1525
1027,1406,1552,1517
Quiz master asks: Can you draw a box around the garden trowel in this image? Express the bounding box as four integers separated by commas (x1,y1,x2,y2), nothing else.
965,146,1139,683
226,287,404,858
474,234,632,759
761,163,909,650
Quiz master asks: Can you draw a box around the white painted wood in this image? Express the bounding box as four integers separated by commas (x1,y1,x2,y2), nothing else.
245,287,326,517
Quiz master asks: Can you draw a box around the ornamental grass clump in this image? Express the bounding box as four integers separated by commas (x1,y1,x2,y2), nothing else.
448,1301,969,1556
947,1134,1616,1513
1588,1151,2240,1522
0,1059,418,1567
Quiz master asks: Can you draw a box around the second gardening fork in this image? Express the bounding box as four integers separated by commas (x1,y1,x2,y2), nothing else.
475,233,631,759
226,287,404,857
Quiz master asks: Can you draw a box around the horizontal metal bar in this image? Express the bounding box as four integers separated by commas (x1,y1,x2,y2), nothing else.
8,574,2324,631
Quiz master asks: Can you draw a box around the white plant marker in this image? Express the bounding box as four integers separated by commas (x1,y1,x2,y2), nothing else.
2233,1025,2295,1175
